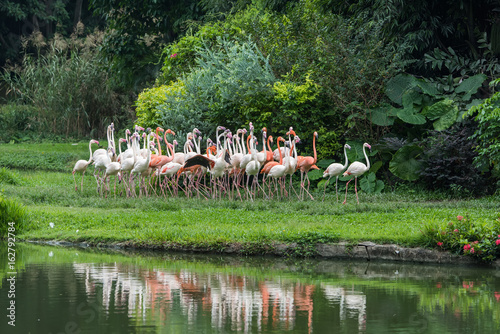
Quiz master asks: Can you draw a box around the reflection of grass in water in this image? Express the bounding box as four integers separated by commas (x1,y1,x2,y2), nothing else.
419,280,500,329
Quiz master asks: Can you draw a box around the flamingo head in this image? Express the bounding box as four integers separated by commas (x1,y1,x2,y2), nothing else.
314,131,318,139
166,129,175,136
119,138,127,143
269,136,273,143
156,127,164,133
217,126,225,131
194,128,202,135
295,136,301,143
242,129,248,134
345,144,351,150
364,143,371,150
173,140,178,146
91,139,99,145
277,136,285,143
110,123,115,131
125,129,131,135
249,122,254,132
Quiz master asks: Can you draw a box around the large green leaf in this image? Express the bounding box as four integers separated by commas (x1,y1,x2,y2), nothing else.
415,80,440,97
385,74,417,105
396,108,427,125
389,145,424,181
359,172,385,194
422,99,456,120
370,105,396,126
401,90,423,109
455,74,487,100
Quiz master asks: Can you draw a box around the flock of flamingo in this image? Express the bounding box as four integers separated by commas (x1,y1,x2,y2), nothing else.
72,123,371,203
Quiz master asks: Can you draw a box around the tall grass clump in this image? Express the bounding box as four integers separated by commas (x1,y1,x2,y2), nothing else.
1,23,125,138
0,193,29,237
0,167,23,185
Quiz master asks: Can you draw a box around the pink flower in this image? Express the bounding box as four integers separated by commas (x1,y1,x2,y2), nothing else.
437,242,443,247
471,248,475,254
495,292,500,302
496,239,500,246
454,229,459,233
473,241,479,244
457,215,463,221
463,244,471,251
170,53,178,58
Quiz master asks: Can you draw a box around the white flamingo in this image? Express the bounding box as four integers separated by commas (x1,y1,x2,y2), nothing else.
323,143,351,202
343,143,371,205
72,139,99,191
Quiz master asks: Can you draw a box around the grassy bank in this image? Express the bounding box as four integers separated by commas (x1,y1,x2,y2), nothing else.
1,143,499,258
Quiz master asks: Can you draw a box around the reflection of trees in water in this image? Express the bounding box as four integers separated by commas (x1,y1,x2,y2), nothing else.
72,263,357,333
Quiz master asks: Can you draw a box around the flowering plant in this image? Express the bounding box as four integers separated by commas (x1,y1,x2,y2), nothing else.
422,214,500,262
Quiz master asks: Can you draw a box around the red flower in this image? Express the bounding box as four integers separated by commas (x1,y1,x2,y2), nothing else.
457,215,464,221
471,248,475,254
436,282,442,288
170,53,178,58
495,292,500,302
473,240,479,244
454,229,459,233
463,244,471,251
496,239,500,246
437,242,443,247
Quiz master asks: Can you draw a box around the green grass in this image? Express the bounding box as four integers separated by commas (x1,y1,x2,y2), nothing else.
1,142,500,257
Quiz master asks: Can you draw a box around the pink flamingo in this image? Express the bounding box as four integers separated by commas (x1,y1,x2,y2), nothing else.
296,131,319,200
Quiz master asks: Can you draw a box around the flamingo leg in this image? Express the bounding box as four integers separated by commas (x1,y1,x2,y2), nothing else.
335,176,339,203
81,171,85,192
73,171,78,191
343,178,353,204
322,175,332,201
354,176,359,204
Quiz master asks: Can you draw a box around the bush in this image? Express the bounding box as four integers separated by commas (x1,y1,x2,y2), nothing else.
466,88,500,176
419,122,494,196
422,214,500,263
1,28,125,138
0,103,39,143
0,194,29,237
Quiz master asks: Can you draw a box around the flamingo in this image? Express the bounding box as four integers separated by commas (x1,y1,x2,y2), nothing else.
322,143,351,202
256,127,268,165
267,137,288,198
296,131,319,200
245,134,261,201
102,149,121,197
132,131,153,196
72,139,99,191
343,143,371,205
284,129,299,197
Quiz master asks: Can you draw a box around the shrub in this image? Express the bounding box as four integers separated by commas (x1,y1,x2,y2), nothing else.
0,193,29,237
1,28,124,138
419,122,494,196
466,87,500,176
422,214,500,263
0,103,39,143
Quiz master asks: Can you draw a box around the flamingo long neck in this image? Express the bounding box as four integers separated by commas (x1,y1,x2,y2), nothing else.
261,132,267,154
363,145,370,171
125,130,131,149
87,140,94,163
277,139,283,164
342,145,349,169
312,133,317,164
155,130,162,156
145,134,152,163
241,131,247,155
267,135,272,154
246,133,252,155
131,136,138,164
163,131,173,157
118,140,123,156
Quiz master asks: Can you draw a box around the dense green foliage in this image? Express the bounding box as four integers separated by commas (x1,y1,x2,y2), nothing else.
1,29,125,138
2,0,500,195
466,85,500,177
0,192,28,237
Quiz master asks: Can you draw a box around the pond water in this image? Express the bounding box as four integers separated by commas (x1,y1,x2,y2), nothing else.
0,242,499,333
